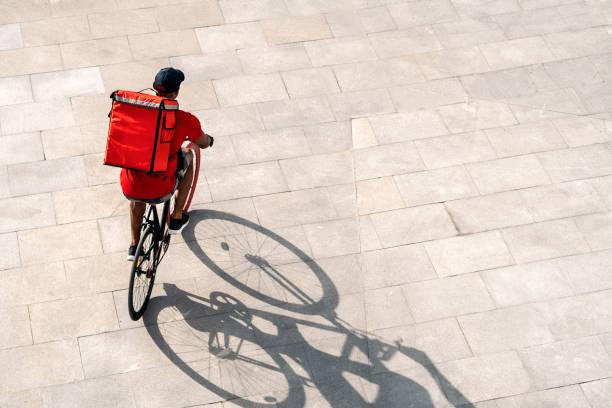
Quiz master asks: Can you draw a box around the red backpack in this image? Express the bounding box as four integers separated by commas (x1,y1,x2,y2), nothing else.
104,90,179,174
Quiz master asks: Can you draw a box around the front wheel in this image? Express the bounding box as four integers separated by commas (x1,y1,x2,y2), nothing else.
128,225,157,320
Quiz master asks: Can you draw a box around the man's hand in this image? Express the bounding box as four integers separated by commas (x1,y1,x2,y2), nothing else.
195,132,213,149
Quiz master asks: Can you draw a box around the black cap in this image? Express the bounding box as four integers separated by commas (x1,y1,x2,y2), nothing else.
153,67,185,93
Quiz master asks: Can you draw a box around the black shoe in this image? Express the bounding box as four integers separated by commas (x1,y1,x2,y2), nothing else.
168,212,189,235
126,244,137,261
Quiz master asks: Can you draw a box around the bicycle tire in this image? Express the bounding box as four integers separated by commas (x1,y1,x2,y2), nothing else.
183,142,200,212
128,225,157,320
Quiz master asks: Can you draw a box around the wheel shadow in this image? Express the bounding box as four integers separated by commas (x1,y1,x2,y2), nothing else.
143,210,476,408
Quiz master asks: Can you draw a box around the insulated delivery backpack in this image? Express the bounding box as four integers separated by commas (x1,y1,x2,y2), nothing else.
104,90,179,173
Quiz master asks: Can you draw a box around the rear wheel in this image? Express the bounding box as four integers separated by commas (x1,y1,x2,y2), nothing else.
128,225,157,320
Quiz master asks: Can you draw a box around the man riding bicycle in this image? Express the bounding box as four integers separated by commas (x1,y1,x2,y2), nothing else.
121,67,213,261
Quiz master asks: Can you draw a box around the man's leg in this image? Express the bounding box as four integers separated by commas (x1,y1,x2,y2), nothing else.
130,201,146,246
172,148,194,220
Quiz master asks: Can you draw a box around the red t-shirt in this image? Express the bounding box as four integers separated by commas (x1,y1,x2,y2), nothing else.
120,110,202,199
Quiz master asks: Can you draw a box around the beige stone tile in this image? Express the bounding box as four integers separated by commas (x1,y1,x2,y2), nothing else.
281,67,340,98
231,127,311,164
581,378,612,408
552,116,612,147
402,273,495,322
390,77,468,112
0,75,32,107
433,18,506,48
78,327,169,378
556,250,612,294
49,0,117,18
171,52,245,81
206,161,288,201
416,46,491,80
129,29,200,59
88,8,159,38
40,122,108,160
0,193,55,234
326,6,396,38
467,155,551,195
545,27,612,59
461,64,556,100
485,120,567,157
365,285,415,331
193,104,263,136
175,80,219,111
0,0,50,24
96,215,129,254
519,336,612,389
0,307,31,349
0,389,42,407
480,36,556,70
326,182,357,218
358,214,383,252
0,45,63,77
52,183,127,224
0,166,9,199
328,88,395,121
8,156,87,196
538,144,612,182
29,293,119,343
258,96,334,129
394,165,479,207
61,37,132,69
279,151,353,190
261,14,332,45
64,252,130,296
481,260,575,307
446,190,534,233
305,38,377,66
502,218,590,263
368,110,448,144
459,304,554,354
0,262,70,309
0,99,74,134
437,100,517,133
219,0,289,24
198,135,240,170
20,15,90,47
18,220,103,265
370,204,457,247
591,175,612,210
369,319,472,373
40,376,136,408
574,211,612,251
520,180,606,222
0,132,44,166
84,153,121,186
334,58,424,92
253,188,338,228
425,231,513,278
362,243,436,289
415,130,497,169
388,0,457,28
304,121,352,154
0,232,20,270
351,118,377,149
496,385,591,408
354,141,424,181
154,0,223,31
238,44,312,74
437,351,532,403
369,26,442,59
303,217,360,259
213,73,287,106
0,340,83,395
99,58,169,93
195,22,266,53
31,67,104,102
356,177,405,215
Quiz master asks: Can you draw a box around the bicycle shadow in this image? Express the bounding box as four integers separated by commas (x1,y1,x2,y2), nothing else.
143,210,476,408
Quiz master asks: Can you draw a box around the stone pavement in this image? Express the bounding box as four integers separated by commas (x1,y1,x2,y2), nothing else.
1,0,612,406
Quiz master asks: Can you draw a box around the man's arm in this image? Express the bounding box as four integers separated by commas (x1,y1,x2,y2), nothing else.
194,132,213,149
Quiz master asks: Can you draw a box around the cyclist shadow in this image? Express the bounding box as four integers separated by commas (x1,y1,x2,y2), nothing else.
144,209,476,408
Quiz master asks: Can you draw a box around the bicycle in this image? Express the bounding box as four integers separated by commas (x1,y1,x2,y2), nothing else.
128,141,201,321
